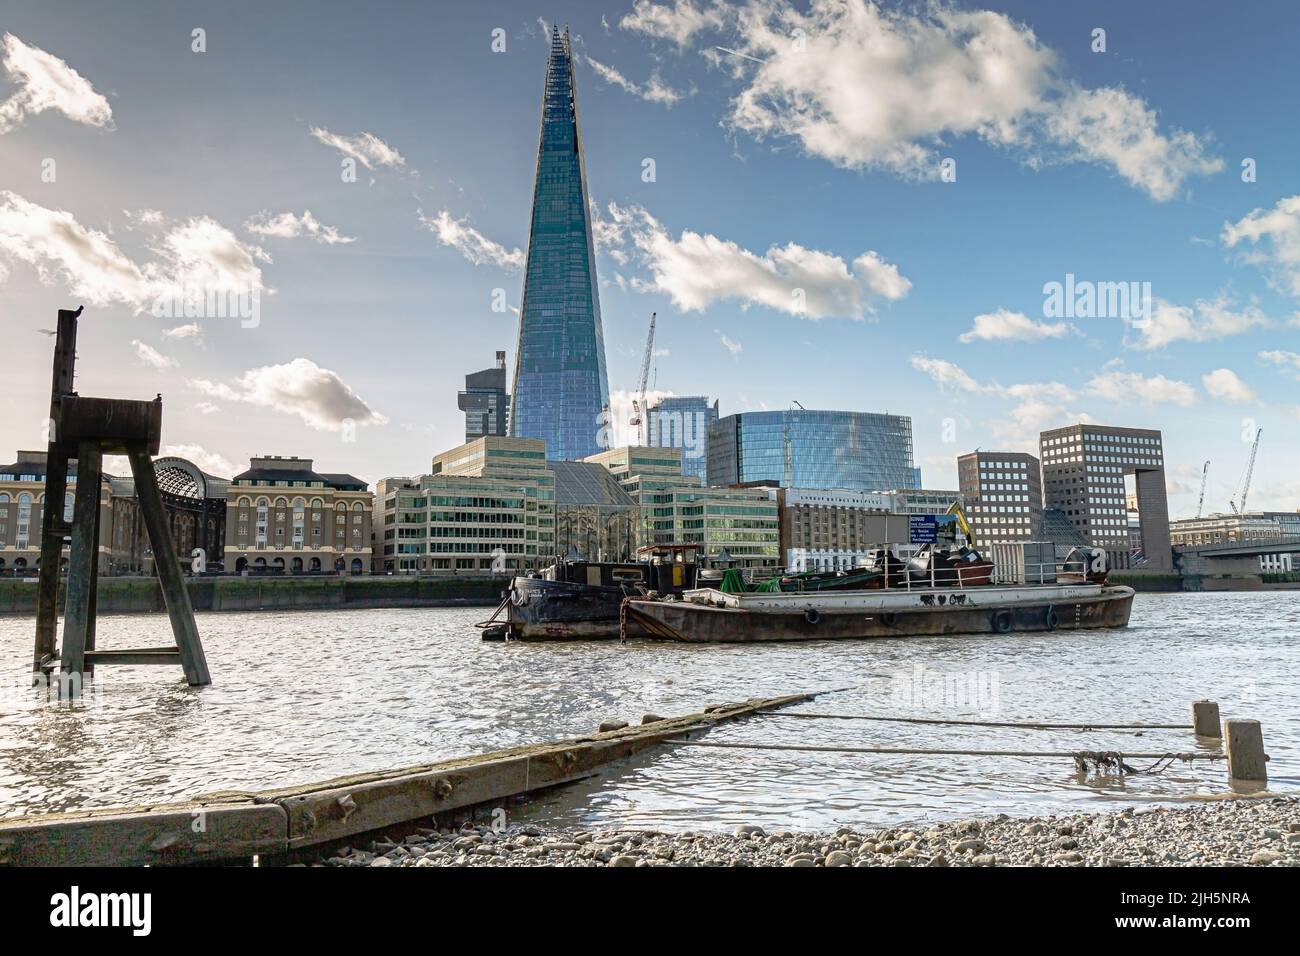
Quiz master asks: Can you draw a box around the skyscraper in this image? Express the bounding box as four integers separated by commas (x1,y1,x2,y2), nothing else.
647,395,719,485
458,351,510,442
508,27,610,461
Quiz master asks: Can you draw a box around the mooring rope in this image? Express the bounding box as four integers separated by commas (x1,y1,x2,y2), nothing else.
663,739,1224,776
762,711,1193,732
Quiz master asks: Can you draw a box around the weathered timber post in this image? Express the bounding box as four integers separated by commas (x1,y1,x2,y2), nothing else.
1224,719,1267,784
59,440,103,678
1191,699,1221,738
128,444,210,686
32,307,81,677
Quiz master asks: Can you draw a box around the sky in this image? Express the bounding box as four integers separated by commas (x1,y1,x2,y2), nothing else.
1,0,1298,519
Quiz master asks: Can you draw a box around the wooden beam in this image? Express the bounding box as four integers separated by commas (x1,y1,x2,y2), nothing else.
128,446,210,686
59,441,102,683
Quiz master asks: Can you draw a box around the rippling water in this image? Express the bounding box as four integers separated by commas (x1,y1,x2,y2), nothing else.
1,592,1296,830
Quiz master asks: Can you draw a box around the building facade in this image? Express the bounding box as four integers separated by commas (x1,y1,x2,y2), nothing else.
1040,424,1171,569
957,451,1044,546
458,351,510,442
224,456,372,574
508,26,610,461
0,451,117,575
707,409,917,492
374,437,555,573
584,445,779,567
646,395,718,485
549,460,639,562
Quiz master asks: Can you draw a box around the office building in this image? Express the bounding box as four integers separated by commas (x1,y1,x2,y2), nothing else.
458,351,510,442
508,27,610,460
1040,424,1171,569
646,395,718,485
707,409,917,492
957,451,1044,546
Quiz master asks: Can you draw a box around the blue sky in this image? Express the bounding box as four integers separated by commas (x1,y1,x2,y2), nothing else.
1,0,1297,517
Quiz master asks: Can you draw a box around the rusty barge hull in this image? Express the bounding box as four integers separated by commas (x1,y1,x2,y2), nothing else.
623,585,1135,643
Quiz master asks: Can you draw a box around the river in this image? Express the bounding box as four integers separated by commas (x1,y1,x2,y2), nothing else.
1,591,1295,831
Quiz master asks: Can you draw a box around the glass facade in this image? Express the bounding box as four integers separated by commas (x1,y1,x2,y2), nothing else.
458,357,509,443
646,395,718,485
707,410,917,493
508,27,610,461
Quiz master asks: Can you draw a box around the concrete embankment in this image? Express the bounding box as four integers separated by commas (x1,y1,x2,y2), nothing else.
0,575,505,616
343,797,1299,868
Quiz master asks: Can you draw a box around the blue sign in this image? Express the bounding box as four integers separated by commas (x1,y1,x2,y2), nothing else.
909,515,937,544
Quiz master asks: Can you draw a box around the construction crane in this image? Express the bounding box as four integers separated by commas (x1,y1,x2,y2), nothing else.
1228,428,1262,514
1195,460,1210,518
628,312,656,445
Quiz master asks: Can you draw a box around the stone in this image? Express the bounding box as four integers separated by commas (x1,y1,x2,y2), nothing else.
926,854,950,867
641,714,665,724
370,856,393,867
598,719,629,733
1249,850,1283,865
825,850,853,867
609,855,637,867
786,858,815,867
1054,837,1079,850
734,824,766,839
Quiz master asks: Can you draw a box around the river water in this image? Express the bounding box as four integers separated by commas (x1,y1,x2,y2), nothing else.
1,592,1295,831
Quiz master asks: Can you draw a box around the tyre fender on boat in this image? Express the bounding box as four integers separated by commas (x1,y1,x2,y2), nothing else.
1044,604,1059,631
991,609,1014,633
880,612,899,627
804,608,821,625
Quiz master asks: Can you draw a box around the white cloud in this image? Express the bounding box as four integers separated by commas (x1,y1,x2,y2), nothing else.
1044,86,1222,202
599,201,909,319
162,322,202,341
131,340,177,370
1222,195,1300,298
584,55,686,106
190,358,387,432
1259,349,1300,378
910,355,982,393
654,1,1219,200
959,308,1074,344
309,126,405,169
1127,296,1269,350
192,401,221,415
0,33,113,133
1201,368,1257,404
245,210,355,245
608,387,676,446
419,209,524,270
159,443,239,478
715,330,743,357
619,0,727,46
1086,362,1196,406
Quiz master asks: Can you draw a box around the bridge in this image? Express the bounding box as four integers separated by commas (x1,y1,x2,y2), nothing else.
1174,535,1300,587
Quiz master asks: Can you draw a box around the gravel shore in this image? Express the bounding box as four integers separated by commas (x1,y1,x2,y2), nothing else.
320,795,1299,868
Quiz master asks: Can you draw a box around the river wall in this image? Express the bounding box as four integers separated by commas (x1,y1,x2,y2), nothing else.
0,575,506,616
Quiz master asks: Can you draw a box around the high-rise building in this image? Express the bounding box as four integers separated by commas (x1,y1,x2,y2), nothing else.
646,395,718,485
1040,424,1171,569
957,451,1044,546
458,351,510,442
707,409,917,492
508,27,610,461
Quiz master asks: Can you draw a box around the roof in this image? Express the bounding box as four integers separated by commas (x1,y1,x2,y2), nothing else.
1040,508,1089,547
548,460,637,507
231,467,368,491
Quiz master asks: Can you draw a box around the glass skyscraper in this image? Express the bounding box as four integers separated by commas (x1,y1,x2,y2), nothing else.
647,395,719,485
508,27,610,461
707,409,919,492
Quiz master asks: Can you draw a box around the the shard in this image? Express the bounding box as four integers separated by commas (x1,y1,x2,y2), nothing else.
508,26,610,461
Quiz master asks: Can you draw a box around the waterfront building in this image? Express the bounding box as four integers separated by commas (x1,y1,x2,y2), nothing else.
374,437,555,574
1,450,230,576
884,488,964,515
957,451,1044,546
508,26,610,461
707,409,917,492
225,455,372,575
458,351,510,442
646,395,719,485
1040,424,1172,569
779,487,890,571
549,460,639,562
584,445,779,567
1169,512,1299,572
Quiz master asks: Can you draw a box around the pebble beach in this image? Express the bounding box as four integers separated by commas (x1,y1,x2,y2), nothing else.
319,795,1300,868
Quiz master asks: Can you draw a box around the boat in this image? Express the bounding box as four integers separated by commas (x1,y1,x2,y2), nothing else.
620,546,1134,643
480,544,701,641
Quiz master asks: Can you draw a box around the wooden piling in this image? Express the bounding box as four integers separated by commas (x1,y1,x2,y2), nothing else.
1223,719,1267,783
1191,699,1221,738
58,441,102,680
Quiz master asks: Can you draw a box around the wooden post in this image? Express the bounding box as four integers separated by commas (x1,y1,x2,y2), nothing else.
33,307,81,676
59,441,102,683
128,446,210,686
1191,699,1221,737
1224,719,1267,783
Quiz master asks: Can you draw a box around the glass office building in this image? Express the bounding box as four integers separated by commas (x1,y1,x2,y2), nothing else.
508,27,610,461
707,409,918,493
646,395,718,486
